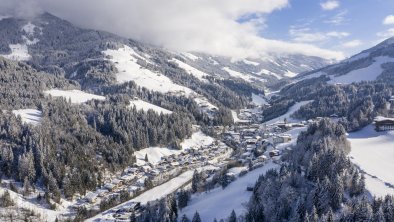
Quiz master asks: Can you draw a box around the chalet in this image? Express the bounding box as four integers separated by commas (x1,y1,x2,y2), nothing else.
375,117,394,131
85,192,98,203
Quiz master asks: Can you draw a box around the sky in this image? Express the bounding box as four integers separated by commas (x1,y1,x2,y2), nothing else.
0,0,393,61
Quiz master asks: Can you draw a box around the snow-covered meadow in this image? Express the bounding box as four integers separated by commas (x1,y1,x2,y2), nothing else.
348,125,394,197
12,109,42,125
129,99,173,115
265,100,312,125
44,89,105,104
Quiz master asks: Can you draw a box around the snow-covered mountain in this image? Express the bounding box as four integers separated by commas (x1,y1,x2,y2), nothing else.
297,37,394,84
0,13,330,90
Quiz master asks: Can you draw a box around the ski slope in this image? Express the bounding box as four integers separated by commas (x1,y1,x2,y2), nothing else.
104,45,193,95
170,58,209,82
180,130,215,150
348,125,394,197
12,109,42,125
180,162,279,221
329,56,394,84
252,93,268,106
265,100,312,125
44,89,105,104
129,99,172,115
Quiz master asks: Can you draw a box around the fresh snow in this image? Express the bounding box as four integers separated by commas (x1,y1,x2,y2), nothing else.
180,161,279,221
181,130,215,150
222,67,254,82
284,70,297,78
348,125,394,197
329,56,394,84
12,109,42,125
243,59,259,66
44,89,105,104
181,52,200,61
265,101,312,125
21,22,36,36
104,45,193,96
170,58,209,82
135,131,214,166
0,187,60,222
256,69,282,79
1,44,31,61
129,99,172,115
252,93,268,106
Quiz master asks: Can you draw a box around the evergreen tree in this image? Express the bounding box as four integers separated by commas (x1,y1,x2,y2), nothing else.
228,210,237,222
192,211,201,222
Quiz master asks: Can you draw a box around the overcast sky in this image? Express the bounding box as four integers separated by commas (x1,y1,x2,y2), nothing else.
1,0,393,60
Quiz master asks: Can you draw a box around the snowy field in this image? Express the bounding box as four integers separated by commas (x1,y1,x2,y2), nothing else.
44,89,105,104
256,69,282,79
170,58,209,82
242,59,259,66
222,67,254,82
129,99,172,115
0,187,61,222
104,45,193,95
265,100,312,125
180,162,279,221
1,44,31,61
348,125,394,197
12,109,42,125
329,56,394,84
135,131,214,166
252,93,268,106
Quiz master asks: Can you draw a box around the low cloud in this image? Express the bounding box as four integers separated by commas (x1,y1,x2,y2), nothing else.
341,40,362,48
383,15,394,25
290,27,349,43
0,0,344,60
320,1,340,11
377,28,394,39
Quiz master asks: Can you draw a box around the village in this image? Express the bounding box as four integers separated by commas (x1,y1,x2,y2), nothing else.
83,97,328,221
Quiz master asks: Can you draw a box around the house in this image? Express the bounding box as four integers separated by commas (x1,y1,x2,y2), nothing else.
375,117,394,131
269,149,280,157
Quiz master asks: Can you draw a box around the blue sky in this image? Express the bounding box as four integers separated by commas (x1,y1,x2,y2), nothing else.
259,0,394,56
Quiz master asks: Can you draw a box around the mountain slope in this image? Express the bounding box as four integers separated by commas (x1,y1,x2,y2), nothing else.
297,37,394,84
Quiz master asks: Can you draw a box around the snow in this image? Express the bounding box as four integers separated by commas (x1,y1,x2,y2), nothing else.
104,45,193,96
170,58,209,82
275,127,307,151
134,131,214,166
135,147,181,166
129,99,172,115
329,56,394,84
21,22,36,36
297,71,326,81
348,125,394,197
243,59,259,66
181,131,215,150
0,187,60,222
193,96,218,110
44,89,105,104
256,69,282,79
251,93,268,106
265,100,312,125
1,44,31,61
181,52,200,61
228,167,247,176
345,52,370,63
222,67,254,82
284,70,297,78
12,109,42,125
180,161,279,221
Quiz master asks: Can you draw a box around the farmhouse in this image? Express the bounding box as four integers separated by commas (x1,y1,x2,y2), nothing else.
375,117,394,131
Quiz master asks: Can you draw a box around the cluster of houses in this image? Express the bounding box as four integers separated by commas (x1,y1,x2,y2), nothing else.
74,141,231,212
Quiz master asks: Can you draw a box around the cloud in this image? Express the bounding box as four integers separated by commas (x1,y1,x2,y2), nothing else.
341,40,362,48
320,1,340,11
324,10,348,25
383,15,394,25
289,27,349,43
0,0,344,60
377,28,394,39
